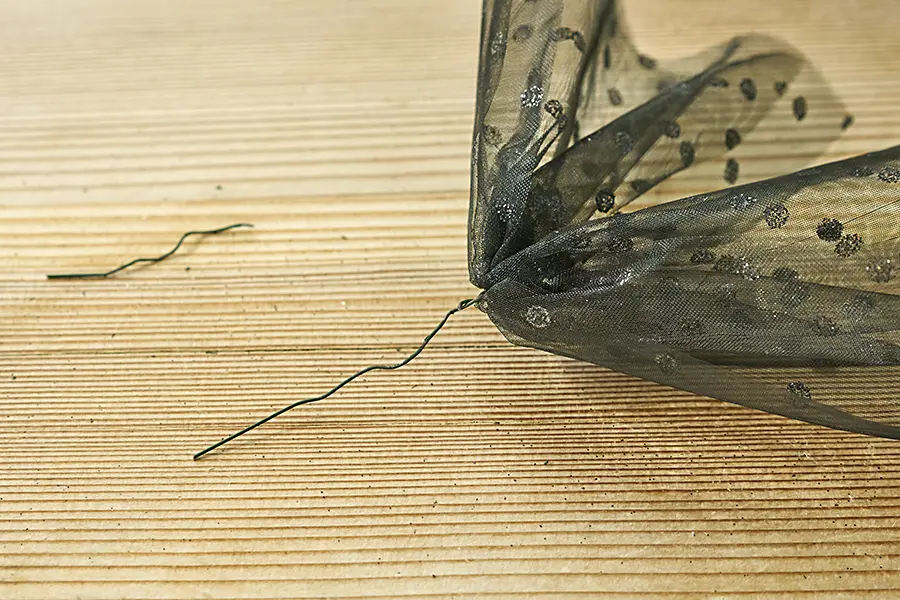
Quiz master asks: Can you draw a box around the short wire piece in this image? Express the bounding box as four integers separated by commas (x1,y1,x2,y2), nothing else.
193,296,482,460
46,223,254,279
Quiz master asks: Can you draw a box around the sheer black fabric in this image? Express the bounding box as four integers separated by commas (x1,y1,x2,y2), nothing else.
469,0,900,438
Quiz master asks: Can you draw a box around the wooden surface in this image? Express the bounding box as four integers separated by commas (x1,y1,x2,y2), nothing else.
1,1,899,598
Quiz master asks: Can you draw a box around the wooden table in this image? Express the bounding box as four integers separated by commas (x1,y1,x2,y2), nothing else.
1,1,898,597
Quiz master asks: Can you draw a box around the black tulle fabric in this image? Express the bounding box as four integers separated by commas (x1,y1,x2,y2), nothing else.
469,0,900,439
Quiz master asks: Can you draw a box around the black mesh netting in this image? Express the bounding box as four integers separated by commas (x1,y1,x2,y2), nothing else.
468,0,900,438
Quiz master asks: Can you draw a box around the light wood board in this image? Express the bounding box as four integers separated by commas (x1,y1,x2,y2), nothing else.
1,0,899,598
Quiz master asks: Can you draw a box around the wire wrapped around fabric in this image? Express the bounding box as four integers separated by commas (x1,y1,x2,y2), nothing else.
195,0,898,457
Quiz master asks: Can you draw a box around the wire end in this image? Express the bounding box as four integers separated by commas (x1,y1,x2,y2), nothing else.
45,222,255,280
192,296,480,459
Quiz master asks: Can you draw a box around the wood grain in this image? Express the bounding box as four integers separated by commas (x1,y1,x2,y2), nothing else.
1,0,899,598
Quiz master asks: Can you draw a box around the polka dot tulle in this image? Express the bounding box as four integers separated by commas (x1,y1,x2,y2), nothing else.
469,0,899,440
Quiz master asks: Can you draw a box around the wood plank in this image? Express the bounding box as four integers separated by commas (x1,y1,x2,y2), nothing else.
0,0,898,598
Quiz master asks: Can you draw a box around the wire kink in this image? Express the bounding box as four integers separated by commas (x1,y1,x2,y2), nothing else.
46,223,254,279
193,297,481,460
